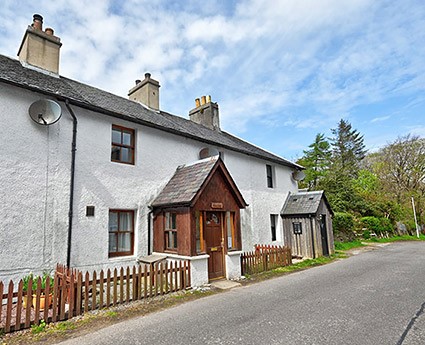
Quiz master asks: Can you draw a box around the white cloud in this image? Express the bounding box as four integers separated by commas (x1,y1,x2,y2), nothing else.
371,116,390,123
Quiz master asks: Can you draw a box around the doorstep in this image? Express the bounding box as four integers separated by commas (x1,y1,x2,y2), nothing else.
210,279,241,290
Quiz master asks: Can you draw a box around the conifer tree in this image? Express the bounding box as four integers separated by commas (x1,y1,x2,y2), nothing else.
330,119,367,177
297,133,331,189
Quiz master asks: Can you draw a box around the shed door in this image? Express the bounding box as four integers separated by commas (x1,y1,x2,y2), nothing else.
320,215,330,256
205,212,225,280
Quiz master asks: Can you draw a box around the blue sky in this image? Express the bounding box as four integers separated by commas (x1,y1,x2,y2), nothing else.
1,0,424,161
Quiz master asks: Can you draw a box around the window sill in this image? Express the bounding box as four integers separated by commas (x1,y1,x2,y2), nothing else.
108,254,136,261
227,250,243,256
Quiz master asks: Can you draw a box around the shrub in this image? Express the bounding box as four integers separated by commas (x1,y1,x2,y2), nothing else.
333,212,355,241
363,230,371,239
361,216,394,236
333,212,355,233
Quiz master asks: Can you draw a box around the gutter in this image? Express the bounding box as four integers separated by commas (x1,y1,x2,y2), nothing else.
65,100,78,268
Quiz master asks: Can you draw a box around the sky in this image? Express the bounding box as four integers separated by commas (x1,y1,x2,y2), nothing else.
1,0,424,162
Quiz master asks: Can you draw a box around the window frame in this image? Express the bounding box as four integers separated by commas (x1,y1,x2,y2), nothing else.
270,214,278,241
226,211,237,251
111,125,135,165
164,212,178,252
266,164,274,188
108,209,135,258
293,222,302,235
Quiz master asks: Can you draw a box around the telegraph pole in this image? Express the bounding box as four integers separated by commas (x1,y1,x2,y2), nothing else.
411,197,420,238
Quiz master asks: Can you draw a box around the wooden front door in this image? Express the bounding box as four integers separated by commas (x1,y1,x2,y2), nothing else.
320,215,330,256
205,211,225,280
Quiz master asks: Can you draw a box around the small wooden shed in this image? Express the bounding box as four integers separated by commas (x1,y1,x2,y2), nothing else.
281,191,334,258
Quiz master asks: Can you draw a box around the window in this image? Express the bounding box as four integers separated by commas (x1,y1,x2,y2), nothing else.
270,214,278,241
165,212,177,251
195,211,205,253
266,164,274,188
293,222,302,235
111,125,135,164
108,210,134,257
226,211,237,250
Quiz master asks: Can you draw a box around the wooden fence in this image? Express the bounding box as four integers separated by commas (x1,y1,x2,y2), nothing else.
241,245,292,275
0,261,190,334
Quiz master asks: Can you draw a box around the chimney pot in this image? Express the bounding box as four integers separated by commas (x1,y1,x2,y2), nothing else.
135,79,141,85
45,28,54,35
206,95,211,103
201,96,206,105
32,14,43,30
145,72,151,79
195,98,201,107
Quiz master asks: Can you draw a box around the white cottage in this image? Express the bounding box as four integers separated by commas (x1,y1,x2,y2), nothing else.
0,14,305,286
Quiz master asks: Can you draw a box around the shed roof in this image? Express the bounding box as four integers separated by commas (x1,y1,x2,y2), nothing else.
281,190,332,216
0,54,302,170
151,156,247,208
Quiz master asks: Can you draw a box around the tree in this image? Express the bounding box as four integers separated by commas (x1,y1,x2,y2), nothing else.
330,119,367,177
297,133,331,189
370,135,425,227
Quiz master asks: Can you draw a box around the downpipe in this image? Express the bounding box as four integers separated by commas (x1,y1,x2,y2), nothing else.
65,100,78,268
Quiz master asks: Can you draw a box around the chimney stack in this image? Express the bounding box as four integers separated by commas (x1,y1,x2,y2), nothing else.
189,95,220,131
128,73,160,110
17,14,62,75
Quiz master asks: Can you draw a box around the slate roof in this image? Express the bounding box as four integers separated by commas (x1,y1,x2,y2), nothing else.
0,54,302,169
281,191,326,216
152,157,219,207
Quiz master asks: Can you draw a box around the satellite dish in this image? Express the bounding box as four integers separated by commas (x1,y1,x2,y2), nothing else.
199,147,219,159
29,99,62,125
292,170,306,181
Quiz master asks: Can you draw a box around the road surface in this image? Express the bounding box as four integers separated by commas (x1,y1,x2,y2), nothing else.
58,242,425,344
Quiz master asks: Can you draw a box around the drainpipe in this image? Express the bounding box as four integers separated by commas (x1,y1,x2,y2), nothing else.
147,207,153,255
65,100,78,268
309,215,316,259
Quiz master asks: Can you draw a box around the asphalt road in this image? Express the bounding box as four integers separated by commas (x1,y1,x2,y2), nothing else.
59,242,425,345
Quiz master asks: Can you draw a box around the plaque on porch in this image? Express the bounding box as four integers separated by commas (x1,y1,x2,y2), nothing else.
211,202,223,209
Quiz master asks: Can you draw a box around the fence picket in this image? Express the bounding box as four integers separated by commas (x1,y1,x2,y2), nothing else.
84,272,90,313
119,267,124,304
15,280,23,331
106,269,111,308
99,270,104,309
126,266,130,303
92,271,97,311
43,275,51,322
113,268,118,306
5,280,13,332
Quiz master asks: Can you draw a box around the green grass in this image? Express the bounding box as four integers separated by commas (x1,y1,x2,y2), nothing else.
253,253,345,281
365,234,425,243
334,240,365,251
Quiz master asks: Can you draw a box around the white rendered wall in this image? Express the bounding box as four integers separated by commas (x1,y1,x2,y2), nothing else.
0,82,298,282
0,85,72,282
226,251,243,280
222,150,298,251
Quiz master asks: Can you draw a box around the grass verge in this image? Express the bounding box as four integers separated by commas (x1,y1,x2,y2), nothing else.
243,252,346,283
334,240,365,251
365,234,425,243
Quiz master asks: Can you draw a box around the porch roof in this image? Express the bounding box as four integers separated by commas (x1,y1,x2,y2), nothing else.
151,156,247,208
